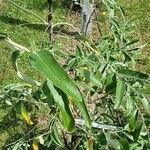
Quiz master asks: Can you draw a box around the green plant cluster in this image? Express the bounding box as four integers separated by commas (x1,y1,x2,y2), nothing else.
0,0,150,149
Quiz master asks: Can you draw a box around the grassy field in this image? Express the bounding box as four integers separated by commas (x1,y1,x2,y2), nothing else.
0,0,150,149
0,0,66,89
0,1,67,148
124,0,150,73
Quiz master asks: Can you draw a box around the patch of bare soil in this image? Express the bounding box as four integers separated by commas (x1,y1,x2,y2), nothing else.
53,9,103,54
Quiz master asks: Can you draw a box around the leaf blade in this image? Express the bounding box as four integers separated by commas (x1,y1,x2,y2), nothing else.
47,81,75,132
29,50,91,129
114,79,126,109
118,68,149,80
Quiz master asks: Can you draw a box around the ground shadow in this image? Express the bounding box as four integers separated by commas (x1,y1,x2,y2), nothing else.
0,15,47,32
0,15,79,36
0,15,28,26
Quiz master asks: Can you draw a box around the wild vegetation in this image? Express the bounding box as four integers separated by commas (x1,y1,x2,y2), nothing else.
0,0,150,149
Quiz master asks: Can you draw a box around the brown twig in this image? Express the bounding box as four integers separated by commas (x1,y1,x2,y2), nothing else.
85,8,95,37
48,0,53,43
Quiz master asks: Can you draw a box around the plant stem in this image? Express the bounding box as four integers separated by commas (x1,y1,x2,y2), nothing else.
48,0,53,43
75,119,123,131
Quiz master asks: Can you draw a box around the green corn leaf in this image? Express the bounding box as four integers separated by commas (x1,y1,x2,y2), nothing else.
114,79,126,109
42,81,55,107
29,50,91,129
118,68,149,80
30,50,83,103
47,80,75,132
12,51,40,86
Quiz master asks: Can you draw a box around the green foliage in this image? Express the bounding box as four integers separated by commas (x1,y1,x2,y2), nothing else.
0,0,150,149
30,50,91,129
114,79,126,109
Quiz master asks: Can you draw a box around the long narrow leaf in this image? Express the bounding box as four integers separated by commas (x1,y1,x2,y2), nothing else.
12,51,40,86
30,50,83,102
118,68,149,80
47,81,75,132
30,50,91,128
42,81,54,107
114,79,126,109
5,37,30,52
29,50,91,129
140,97,150,114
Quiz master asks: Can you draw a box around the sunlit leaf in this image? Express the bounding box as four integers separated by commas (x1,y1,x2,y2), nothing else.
30,50,91,129
109,140,120,150
2,36,30,52
125,39,139,47
139,86,150,96
68,57,80,70
76,82,95,92
21,104,33,125
32,140,39,150
30,50,83,102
